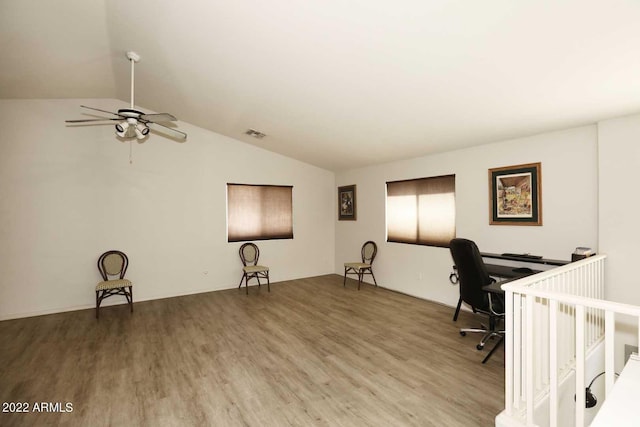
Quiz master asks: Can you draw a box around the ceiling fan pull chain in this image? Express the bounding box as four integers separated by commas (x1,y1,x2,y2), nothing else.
129,141,133,164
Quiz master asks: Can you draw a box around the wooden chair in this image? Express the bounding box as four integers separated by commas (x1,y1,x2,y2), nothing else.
344,241,378,290
238,243,270,295
96,250,133,319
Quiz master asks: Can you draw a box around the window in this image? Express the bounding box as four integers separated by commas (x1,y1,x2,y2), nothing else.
386,175,456,247
227,184,293,242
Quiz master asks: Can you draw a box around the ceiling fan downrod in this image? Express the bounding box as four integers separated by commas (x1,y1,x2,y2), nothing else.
126,51,140,109
115,51,149,139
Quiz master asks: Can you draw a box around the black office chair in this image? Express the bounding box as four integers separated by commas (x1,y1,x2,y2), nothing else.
449,238,504,359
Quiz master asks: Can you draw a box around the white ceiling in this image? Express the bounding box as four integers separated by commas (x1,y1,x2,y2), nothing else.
2,0,640,171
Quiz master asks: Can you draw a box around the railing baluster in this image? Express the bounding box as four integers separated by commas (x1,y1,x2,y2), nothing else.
542,298,549,388
549,299,559,427
505,289,514,416
605,310,615,397
575,305,585,427
526,295,534,425
536,297,542,391
514,292,522,409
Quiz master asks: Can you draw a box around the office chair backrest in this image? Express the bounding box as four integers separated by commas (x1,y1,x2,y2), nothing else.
449,238,492,311
362,241,377,264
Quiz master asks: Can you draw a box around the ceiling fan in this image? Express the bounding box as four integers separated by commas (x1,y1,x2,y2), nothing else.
65,51,187,141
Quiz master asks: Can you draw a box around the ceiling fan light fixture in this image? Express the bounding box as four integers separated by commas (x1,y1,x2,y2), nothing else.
115,121,129,137
135,123,150,140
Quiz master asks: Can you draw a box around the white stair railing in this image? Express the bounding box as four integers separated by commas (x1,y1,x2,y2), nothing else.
500,255,640,426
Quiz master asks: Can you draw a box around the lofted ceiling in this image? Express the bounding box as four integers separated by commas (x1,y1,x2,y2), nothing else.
2,0,640,171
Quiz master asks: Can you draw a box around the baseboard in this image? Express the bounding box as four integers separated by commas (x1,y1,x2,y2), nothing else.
0,274,337,321
0,283,237,321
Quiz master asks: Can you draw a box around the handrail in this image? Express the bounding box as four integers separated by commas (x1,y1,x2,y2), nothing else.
503,286,640,318
502,254,607,290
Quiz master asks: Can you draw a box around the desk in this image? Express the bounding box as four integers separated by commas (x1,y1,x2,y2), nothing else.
481,252,569,267
450,254,568,320
483,253,569,287
485,264,541,279
484,278,511,295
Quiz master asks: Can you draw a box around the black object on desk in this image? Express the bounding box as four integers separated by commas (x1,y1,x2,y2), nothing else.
501,253,543,259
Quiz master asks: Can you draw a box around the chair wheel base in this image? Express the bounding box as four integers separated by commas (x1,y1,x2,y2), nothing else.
477,344,484,350
460,331,466,336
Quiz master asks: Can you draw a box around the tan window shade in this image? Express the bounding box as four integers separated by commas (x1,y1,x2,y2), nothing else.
227,184,293,242
386,175,456,247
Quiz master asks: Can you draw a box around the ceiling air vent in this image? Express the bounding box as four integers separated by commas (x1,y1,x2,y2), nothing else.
245,128,266,139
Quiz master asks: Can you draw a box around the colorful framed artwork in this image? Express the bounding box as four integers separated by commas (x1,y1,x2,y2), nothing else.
338,185,357,221
489,162,542,226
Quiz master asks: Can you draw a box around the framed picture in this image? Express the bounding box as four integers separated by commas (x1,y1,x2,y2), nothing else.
489,162,542,226
338,185,357,220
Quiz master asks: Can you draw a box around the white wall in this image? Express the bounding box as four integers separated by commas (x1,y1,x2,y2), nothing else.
598,113,640,305
0,99,335,320
6,96,634,328
598,112,640,369
335,125,599,307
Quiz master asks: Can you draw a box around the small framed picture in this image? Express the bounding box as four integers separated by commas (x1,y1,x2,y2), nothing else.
338,185,357,221
489,162,542,226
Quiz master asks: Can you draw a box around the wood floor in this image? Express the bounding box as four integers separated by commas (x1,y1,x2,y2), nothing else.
0,275,504,426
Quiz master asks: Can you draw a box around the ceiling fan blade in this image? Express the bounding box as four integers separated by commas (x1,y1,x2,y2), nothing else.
140,113,177,122
80,105,124,117
148,122,187,139
65,118,121,123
